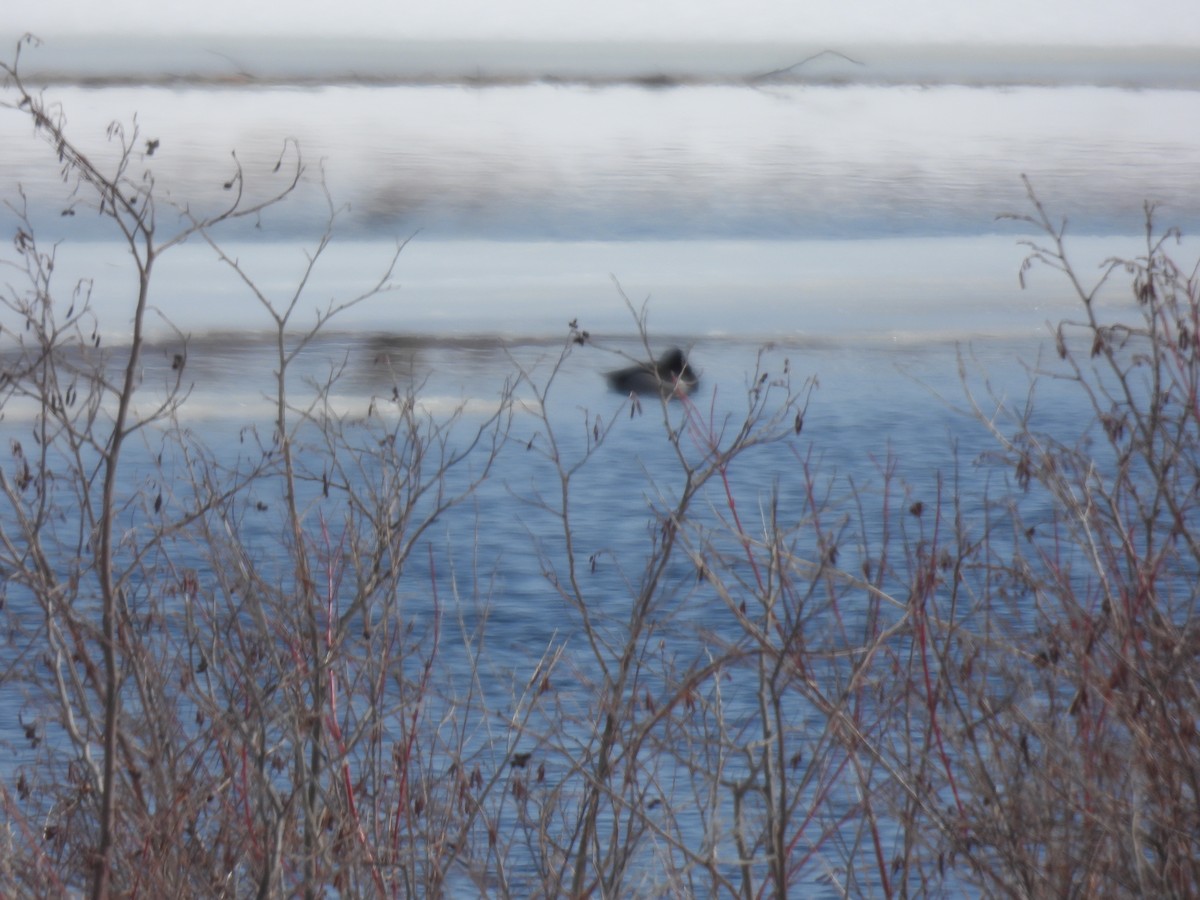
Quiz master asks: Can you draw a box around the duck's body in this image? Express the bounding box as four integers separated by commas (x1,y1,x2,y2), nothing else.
605,348,697,397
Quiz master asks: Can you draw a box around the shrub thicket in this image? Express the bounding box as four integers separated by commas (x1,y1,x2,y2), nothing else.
1,35,1197,899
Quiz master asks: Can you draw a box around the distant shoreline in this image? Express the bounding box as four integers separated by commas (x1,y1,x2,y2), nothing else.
5,36,1199,90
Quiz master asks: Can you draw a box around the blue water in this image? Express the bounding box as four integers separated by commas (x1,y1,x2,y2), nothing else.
0,36,1194,891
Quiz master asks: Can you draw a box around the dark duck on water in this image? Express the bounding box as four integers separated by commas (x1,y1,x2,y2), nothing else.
605,347,698,397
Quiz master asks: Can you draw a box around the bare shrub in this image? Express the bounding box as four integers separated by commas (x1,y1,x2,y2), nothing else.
933,180,1200,896
0,34,516,897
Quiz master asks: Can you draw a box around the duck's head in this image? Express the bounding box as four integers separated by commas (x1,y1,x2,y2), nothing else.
657,347,697,392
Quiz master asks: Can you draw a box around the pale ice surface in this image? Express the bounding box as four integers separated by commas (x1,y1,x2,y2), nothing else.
2,78,1194,345
4,84,1198,246
38,234,1143,345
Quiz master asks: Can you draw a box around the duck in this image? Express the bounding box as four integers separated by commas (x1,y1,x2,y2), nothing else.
605,347,698,397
